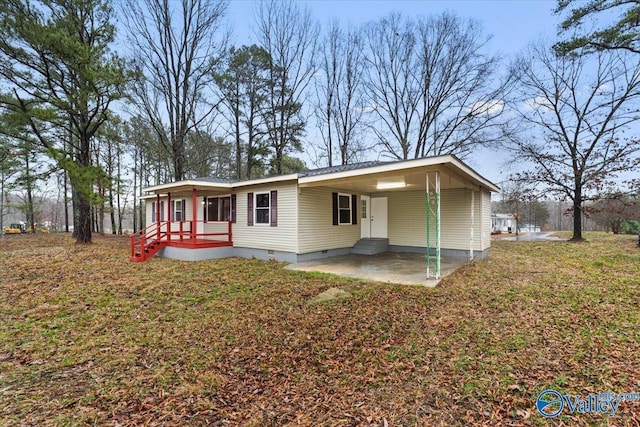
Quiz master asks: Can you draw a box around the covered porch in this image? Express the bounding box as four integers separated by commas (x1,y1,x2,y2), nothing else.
131,180,235,262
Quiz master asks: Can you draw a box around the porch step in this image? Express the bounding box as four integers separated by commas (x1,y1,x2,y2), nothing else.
130,240,166,262
351,238,389,255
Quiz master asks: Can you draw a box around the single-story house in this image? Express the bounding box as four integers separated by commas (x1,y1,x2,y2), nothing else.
491,213,516,234
131,155,500,279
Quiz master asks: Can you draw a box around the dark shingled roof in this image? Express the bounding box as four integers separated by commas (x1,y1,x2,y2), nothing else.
298,161,389,177
192,161,389,183
192,176,238,184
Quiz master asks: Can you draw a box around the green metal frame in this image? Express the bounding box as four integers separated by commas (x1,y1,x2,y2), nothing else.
426,171,440,279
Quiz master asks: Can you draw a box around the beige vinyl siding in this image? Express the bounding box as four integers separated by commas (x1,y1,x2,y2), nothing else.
441,188,474,250
233,182,298,252
480,189,492,250
145,200,152,226
297,187,360,253
386,188,487,251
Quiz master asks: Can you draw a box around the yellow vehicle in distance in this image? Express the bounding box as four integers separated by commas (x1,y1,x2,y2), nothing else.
4,223,25,234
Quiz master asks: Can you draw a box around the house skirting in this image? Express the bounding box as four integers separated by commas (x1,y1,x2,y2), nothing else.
156,245,488,262
157,245,234,262
232,246,351,263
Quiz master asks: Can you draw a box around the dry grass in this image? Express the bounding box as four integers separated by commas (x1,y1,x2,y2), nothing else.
0,232,639,426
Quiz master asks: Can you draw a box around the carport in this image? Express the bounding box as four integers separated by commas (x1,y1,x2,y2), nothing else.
286,252,468,287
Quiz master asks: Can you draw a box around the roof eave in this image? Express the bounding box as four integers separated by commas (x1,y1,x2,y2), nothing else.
298,154,500,193
143,180,233,193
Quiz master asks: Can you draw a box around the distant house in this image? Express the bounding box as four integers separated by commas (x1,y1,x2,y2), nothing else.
491,213,515,234
131,155,500,277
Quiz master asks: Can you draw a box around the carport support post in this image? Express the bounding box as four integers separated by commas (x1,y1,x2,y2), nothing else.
426,171,440,279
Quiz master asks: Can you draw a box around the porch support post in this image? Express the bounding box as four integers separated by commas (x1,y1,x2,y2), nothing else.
470,189,474,261
167,192,171,241
155,193,160,241
192,188,197,240
155,194,160,225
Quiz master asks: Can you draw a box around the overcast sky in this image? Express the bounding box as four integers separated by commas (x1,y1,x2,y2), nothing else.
223,0,560,185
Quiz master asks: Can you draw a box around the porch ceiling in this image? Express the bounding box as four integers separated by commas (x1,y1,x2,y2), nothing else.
143,180,232,197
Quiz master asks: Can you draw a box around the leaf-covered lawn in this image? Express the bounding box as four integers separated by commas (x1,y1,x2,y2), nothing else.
0,233,638,426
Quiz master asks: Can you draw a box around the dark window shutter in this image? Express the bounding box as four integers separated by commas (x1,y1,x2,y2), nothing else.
270,190,277,227
182,199,186,221
152,202,156,223
351,194,357,225
231,194,236,223
247,192,254,226
332,192,338,225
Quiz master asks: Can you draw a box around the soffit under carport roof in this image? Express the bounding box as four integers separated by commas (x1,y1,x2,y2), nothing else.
297,155,500,193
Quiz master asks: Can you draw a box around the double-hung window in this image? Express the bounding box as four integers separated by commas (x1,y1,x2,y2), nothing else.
247,191,276,227
332,192,357,226
255,193,270,225
151,201,165,222
173,199,185,221
205,196,231,222
338,193,352,225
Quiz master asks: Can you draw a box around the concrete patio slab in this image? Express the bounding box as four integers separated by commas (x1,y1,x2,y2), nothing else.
286,252,468,287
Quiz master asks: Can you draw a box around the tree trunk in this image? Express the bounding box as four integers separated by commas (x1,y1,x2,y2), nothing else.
571,183,584,241
73,186,92,243
235,92,242,179
64,169,70,233
173,143,185,181
109,185,116,234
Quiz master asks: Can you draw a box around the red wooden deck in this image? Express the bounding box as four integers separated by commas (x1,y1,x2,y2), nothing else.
130,220,233,262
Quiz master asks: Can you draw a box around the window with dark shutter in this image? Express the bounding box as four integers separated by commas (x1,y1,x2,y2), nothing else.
255,192,270,224
247,192,254,226
332,192,356,225
338,194,351,225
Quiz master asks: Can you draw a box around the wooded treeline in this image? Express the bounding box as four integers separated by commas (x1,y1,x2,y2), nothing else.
0,0,639,242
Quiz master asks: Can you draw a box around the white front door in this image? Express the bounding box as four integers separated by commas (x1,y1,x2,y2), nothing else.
371,197,388,238
196,197,205,236
360,195,371,238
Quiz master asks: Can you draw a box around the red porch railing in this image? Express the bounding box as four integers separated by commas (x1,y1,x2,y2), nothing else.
130,220,232,262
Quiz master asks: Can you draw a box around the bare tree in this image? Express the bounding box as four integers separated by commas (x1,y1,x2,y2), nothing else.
315,21,367,166
364,13,417,160
364,12,506,160
507,42,640,241
255,0,318,175
413,12,506,159
123,0,229,181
